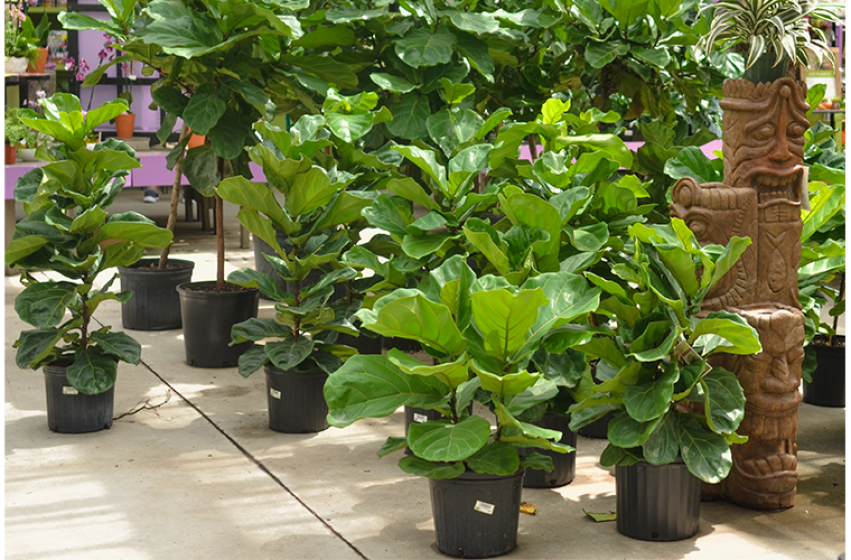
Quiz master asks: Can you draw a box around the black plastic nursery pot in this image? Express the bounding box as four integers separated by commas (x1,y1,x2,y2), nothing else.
578,411,614,439
520,413,577,488
803,338,845,407
176,281,259,368
429,469,525,558
119,258,195,330
44,364,114,433
615,459,701,541
335,332,383,355
265,363,329,433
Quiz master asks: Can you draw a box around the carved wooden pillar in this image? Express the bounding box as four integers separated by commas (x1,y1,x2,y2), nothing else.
669,78,809,510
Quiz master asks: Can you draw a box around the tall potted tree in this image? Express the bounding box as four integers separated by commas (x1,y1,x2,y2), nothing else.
569,219,761,541
6,94,172,433
60,0,197,331
216,117,375,432
325,257,600,558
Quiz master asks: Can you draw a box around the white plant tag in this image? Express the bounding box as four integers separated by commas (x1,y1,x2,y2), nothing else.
62,386,78,395
474,501,495,515
413,413,429,423
270,388,281,400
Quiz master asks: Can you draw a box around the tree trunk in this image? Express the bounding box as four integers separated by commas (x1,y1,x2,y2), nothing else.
216,157,226,291
158,123,190,270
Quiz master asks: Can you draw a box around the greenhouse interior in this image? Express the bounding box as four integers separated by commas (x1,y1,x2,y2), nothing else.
4,1,846,559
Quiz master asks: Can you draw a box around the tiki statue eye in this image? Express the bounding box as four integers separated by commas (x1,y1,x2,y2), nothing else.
787,122,807,138
752,123,776,141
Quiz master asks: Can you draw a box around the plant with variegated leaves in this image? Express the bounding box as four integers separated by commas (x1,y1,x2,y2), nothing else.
324,256,601,479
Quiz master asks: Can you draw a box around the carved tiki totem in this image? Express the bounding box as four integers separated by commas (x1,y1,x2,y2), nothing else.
670,77,810,510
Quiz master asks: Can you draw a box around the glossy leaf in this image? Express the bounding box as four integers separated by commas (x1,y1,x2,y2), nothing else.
286,167,336,217
471,288,547,361
465,441,519,475
702,366,746,434
266,337,314,370
395,25,456,68
397,456,464,478
67,346,118,395
385,94,430,141
408,416,491,462
678,416,732,483
387,348,470,390
623,366,677,422
237,346,269,378
14,282,76,328
473,365,540,398
181,83,226,136
91,330,141,365
325,355,448,427
642,411,681,465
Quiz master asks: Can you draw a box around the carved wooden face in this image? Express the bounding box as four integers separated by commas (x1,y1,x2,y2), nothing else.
722,79,810,198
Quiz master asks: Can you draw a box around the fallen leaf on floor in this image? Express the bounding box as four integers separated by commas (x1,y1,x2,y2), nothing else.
583,509,616,522
520,502,537,515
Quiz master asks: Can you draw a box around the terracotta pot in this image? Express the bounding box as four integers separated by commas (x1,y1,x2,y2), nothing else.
187,133,206,148
5,144,17,164
28,48,48,73
114,112,135,139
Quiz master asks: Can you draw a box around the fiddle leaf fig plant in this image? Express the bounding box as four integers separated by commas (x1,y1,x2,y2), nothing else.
6,94,173,394
216,116,377,377
569,219,761,483
325,256,601,478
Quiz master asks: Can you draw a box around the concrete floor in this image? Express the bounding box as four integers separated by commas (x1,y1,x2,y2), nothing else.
5,188,846,560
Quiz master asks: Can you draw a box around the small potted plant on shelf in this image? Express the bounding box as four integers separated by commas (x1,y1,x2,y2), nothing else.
216,118,375,433
325,257,601,558
568,219,761,541
5,93,173,433
4,106,27,163
4,1,47,74
698,0,842,83
18,126,47,161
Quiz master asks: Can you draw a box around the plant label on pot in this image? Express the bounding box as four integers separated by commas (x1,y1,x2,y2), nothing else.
474,501,495,515
63,386,79,395
270,388,281,400
413,413,429,423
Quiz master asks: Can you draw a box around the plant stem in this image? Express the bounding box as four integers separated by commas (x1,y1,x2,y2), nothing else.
829,272,844,346
527,134,538,160
158,123,189,269
215,157,225,291
80,293,89,350
293,279,301,341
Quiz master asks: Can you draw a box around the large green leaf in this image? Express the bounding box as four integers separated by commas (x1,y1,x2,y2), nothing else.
473,365,540,398
281,54,358,90
392,144,448,195
408,415,491,462
181,83,226,136
387,349,470,390
463,221,510,276
91,330,141,365
14,281,76,328
142,0,224,57
702,366,746,434
230,317,293,343
664,146,723,183
385,94,430,141
67,346,118,395
690,311,761,356
397,456,465,478
5,236,49,267
325,355,448,427
286,167,336,217
585,41,629,68
465,441,520,475
94,220,173,248
622,366,677,422
470,288,547,361
678,416,732,483
369,73,417,93
521,272,601,349
216,176,292,234
427,107,484,158
385,177,440,211
401,233,455,260
355,293,466,357
265,337,314,370
642,411,681,465
607,412,660,449
395,24,456,68
325,111,374,143
182,145,221,197
15,328,65,369
500,192,561,272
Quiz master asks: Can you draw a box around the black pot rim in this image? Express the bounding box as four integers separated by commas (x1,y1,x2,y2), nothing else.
119,258,196,273
176,281,260,298
264,362,327,377
454,469,525,482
